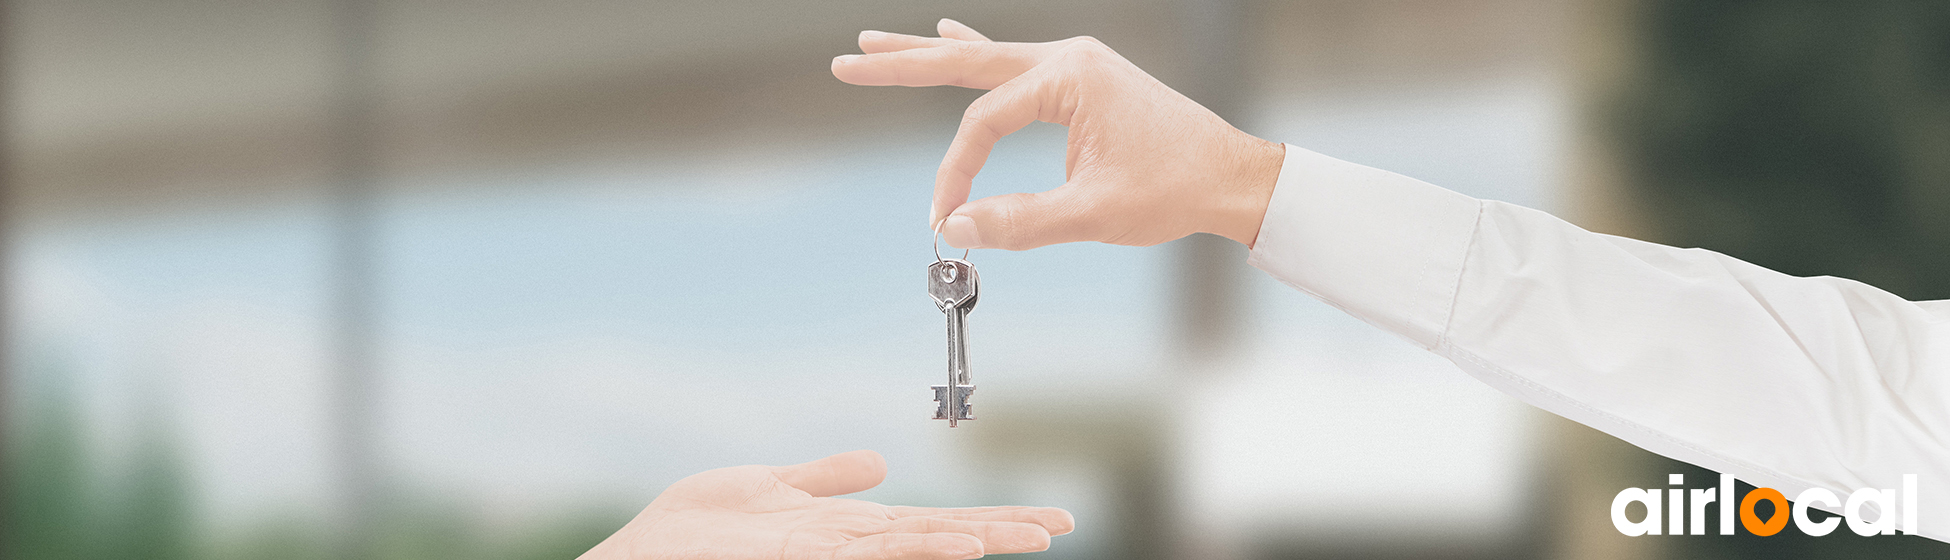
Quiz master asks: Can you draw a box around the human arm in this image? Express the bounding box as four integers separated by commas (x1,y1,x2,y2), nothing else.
1250,146,1950,540
834,20,1950,541
579,450,1073,559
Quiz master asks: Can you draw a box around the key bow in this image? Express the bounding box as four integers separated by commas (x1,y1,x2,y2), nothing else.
928,259,979,312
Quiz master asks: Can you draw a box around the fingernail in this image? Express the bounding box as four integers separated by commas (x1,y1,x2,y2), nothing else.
941,215,982,249
834,55,860,65
859,30,885,40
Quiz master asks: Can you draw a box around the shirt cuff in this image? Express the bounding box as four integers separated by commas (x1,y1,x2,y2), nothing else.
1246,145,1485,349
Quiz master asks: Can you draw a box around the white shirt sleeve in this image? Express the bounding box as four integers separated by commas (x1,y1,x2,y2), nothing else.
1247,144,1950,540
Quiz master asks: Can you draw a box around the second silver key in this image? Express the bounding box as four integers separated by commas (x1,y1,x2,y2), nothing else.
928,258,978,427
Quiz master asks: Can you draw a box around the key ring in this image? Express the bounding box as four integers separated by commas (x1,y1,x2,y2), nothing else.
933,222,970,263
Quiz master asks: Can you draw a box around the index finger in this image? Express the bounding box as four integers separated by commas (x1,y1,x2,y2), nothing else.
831,40,1062,89
888,505,1049,516
858,31,965,54
890,506,1076,536
929,69,1066,226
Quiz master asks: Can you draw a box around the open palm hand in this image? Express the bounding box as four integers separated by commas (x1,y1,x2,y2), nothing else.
581,450,1073,560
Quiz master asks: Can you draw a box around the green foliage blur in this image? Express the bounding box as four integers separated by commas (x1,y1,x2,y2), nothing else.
4,366,623,560
1616,1,1950,558
1618,0,1950,300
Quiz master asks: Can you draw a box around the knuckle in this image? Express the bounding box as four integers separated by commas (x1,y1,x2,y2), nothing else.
959,109,981,130
959,98,1011,140
1064,192,1117,242
962,87,1010,122
917,517,953,532
988,195,1029,251
1060,36,1110,57
955,116,995,148
1051,45,1106,72
944,40,988,61
961,96,991,121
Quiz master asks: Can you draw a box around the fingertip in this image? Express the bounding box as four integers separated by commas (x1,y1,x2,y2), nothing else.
856,29,886,53
930,199,960,233
845,449,888,481
830,54,871,84
833,449,888,491
937,18,990,42
776,450,887,497
832,54,858,71
940,215,983,249
1046,508,1076,536
1013,525,1053,553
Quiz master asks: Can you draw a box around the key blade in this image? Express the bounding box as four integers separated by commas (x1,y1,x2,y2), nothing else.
931,384,976,426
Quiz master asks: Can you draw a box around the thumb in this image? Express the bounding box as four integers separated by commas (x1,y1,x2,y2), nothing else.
941,186,1102,251
773,450,887,497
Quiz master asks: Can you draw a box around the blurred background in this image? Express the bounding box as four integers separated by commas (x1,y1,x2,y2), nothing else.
1,0,1947,559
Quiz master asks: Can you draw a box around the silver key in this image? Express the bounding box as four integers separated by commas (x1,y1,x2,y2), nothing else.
928,258,978,427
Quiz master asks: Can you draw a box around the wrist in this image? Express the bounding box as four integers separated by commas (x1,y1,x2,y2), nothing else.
1207,137,1285,247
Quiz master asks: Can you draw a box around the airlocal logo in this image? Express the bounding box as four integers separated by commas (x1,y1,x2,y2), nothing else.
1613,474,1918,537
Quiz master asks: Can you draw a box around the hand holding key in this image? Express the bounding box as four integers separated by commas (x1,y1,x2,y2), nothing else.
832,19,1286,250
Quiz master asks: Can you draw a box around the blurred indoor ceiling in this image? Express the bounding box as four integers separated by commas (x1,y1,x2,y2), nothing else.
6,0,1564,217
